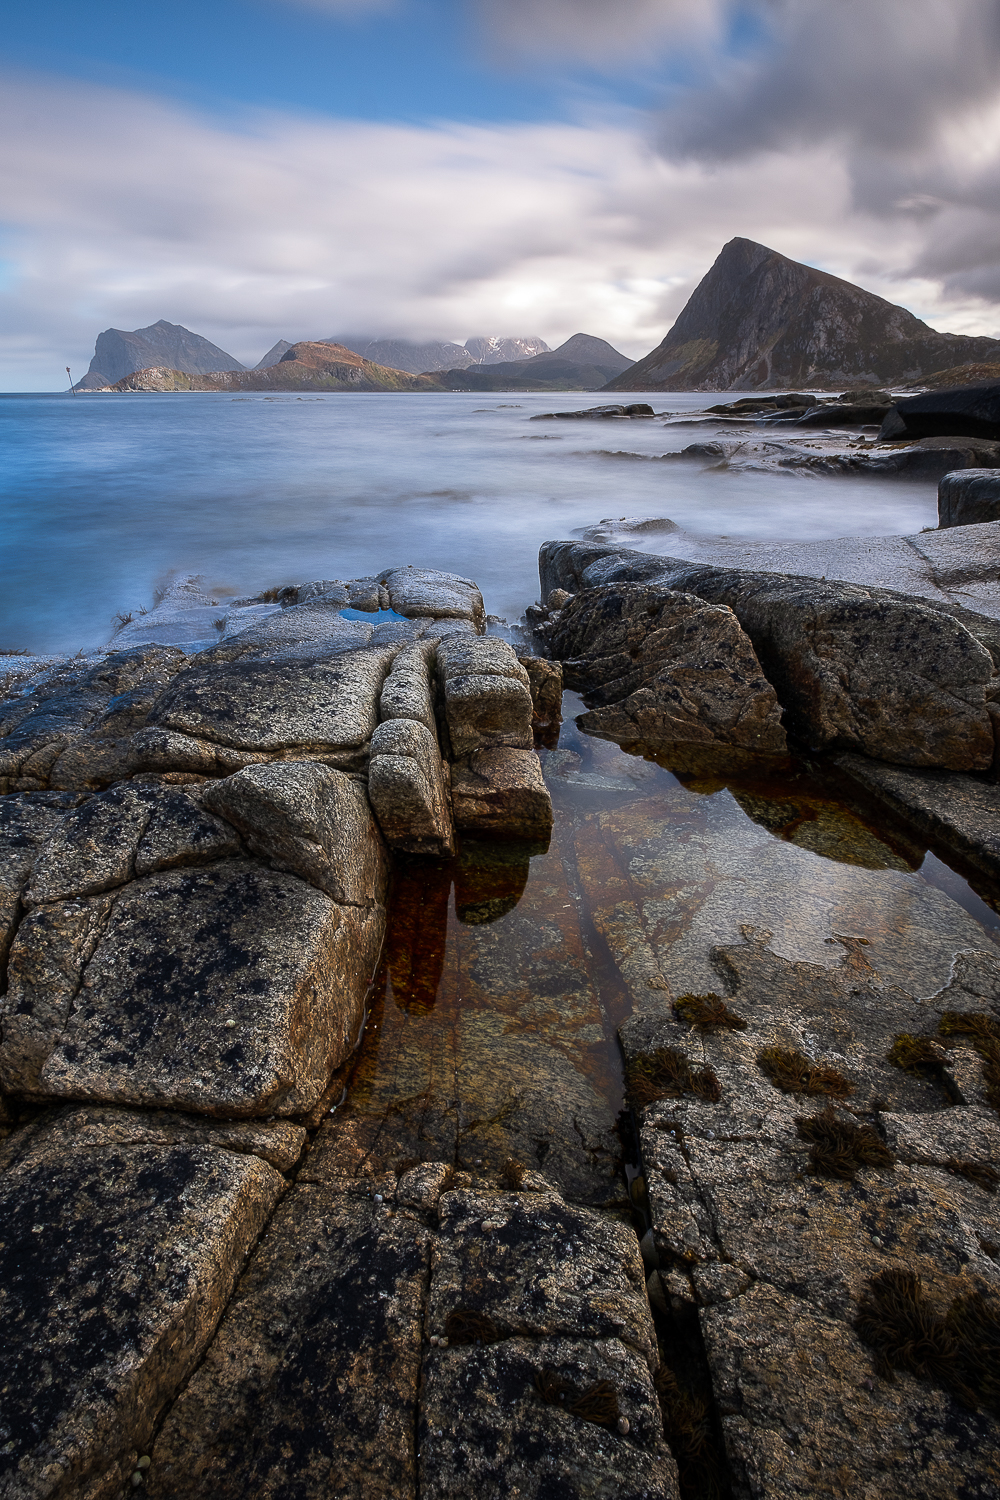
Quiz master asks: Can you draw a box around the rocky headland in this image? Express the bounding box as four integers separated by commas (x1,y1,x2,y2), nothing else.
2,515,1000,1498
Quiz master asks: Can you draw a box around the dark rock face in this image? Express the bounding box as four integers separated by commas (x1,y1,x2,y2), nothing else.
938,468,1000,527
606,237,1000,392
546,584,787,757
540,540,999,770
881,380,1000,441
78,319,245,388
432,333,634,392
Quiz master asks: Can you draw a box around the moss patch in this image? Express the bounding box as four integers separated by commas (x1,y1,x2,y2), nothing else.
758,1046,854,1099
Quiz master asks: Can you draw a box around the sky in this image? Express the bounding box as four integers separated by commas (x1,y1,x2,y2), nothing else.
3,0,1000,388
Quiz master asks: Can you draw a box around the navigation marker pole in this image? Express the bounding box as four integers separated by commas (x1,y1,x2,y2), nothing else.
66,366,77,394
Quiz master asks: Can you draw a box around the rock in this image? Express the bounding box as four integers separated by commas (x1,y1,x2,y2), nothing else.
539,541,998,770
437,638,534,757
836,753,1000,881
0,1122,282,1500
378,640,438,734
368,719,455,857
378,567,485,630
1,859,384,1116
0,646,186,794
110,576,226,652
938,467,1000,527
144,1179,432,1500
0,655,69,703
395,1161,452,1209
201,600,375,660
546,584,787,757
792,401,893,426
26,782,241,905
137,646,397,772
0,794,70,967
450,749,553,843
220,602,282,640
517,655,563,735
529,403,655,420
202,762,389,905
879,379,1000,442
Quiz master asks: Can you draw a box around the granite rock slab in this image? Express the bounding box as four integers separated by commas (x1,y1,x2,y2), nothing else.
378,566,485,629
0,1129,283,1500
1,860,384,1116
450,748,553,842
202,761,389,905
378,639,438,734
368,718,455,856
938,467,1000,528
0,794,70,967
438,637,534,757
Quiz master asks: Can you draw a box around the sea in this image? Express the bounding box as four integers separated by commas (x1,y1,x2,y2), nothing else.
0,389,938,656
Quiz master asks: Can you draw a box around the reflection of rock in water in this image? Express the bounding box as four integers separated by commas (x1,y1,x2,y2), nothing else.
454,839,531,924
386,856,452,1014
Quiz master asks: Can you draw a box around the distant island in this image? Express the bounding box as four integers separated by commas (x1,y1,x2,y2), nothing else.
74,240,1000,396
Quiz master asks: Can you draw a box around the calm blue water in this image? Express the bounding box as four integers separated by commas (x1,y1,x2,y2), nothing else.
0,390,937,655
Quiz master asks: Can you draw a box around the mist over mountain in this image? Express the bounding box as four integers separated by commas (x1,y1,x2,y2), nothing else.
325,334,549,374
432,333,633,391
606,238,1000,393
76,319,245,390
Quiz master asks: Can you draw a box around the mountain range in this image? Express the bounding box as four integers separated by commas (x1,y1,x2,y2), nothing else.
76,319,246,389
606,237,1000,392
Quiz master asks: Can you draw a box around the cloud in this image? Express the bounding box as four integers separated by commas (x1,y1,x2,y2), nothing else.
1,57,999,391
469,0,729,66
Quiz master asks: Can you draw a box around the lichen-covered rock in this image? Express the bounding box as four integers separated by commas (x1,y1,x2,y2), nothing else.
450,748,553,842
547,584,787,756
0,646,185,793
0,793,72,966
378,566,485,629
518,654,563,743
25,782,241,906
379,640,438,734
368,719,454,856
202,761,389,905
540,540,999,769
0,1128,282,1500
144,1179,431,1500
437,637,534,758
1,860,383,1116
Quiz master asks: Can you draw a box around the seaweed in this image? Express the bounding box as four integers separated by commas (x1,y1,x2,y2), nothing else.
945,1157,999,1194
887,1032,949,1080
445,1308,500,1346
499,1157,528,1189
626,1048,722,1108
795,1106,894,1180
673,993,747,1033
979,1038,1000,1114
856,1269,1000,1415
759,1046,854,1099
655,1366,722,1499
938,1010,1000,1043
534,1369,620,1426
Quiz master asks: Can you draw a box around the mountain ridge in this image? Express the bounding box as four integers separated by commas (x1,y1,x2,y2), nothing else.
605,238,1000,392
76,319,245,389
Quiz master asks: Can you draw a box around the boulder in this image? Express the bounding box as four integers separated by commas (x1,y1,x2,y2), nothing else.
378,567,485,630
368,719,454,857
378,640,438,735
879,380,1000,441
1,860,384,1116
529,403,655,420
0,1122,282,1500
202,762,388,906
437,638,534,758
517,655,563,735
450,748,553,843
539,541,998,770
546,584,787,756
938,467,1000,528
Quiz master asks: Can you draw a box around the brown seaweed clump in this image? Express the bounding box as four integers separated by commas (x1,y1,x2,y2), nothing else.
534,1370,620,1426
758,1046,854,1099
945,1157,999,1194
444,1308,500,1346
795,1106,894,1181
937,1012,1000,1114
626,1048,722,1108
673,993,747,1033
655,1366,722,1499
856,1269,1000,1415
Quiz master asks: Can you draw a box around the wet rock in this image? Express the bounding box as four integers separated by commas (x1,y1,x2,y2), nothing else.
420,1336,677,1500
0,795,68,968
136,646,397,772
199,600,376,661
2,860,384,1116
529,402,655,420
547,584,787,756
379,640,438,735
368,719,455,857
26,782,241,905
395,1160,453,1209
0,1125,282,1500
879,380,1000,442
450,748,553,842
540,541,997,770
518,655,564,737
144,1179,431,1500
378,566,485,630
0,646,186,794
202,761,389,905
938,467,1000,528
837,753,1000,881
437,638,534,758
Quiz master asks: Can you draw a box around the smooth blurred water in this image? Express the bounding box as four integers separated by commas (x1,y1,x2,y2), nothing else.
0,390,938,654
